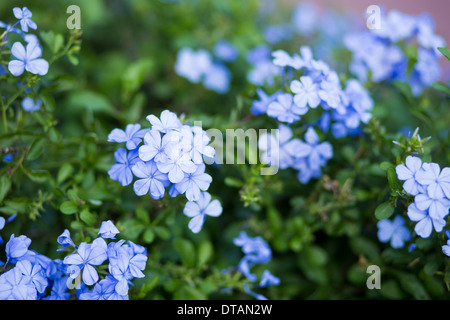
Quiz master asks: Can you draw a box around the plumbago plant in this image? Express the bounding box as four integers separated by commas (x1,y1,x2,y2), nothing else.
1,0,450,300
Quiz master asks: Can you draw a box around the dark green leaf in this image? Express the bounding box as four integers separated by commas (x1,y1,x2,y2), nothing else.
375,201,395,220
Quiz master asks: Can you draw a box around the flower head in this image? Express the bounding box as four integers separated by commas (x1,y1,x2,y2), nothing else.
108,148,140,187
183,192,222,233
377,216,411,248
8,42,49,76
13,7,37,32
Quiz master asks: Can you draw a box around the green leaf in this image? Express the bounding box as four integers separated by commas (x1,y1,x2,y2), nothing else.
173,238,196,268
375,201,395,220
267,207,282,232
431,82,450,96
154,226,171,240
387,167,399,190
197,241,214,267
121,219,145,241
424,257,441,276
121,58,154,101
25,169,51,183
0,176,11,203
136,207,150,224
66,90,116,115
350,236,380,262
143,228,155,243
27,137,47,161
60,201,78,214
80,208,96,225
57,163,74,184
397,273,429,300
224,177,244,188
174,285,207,300
379,161,394,171
438,47,450,61
136,276,159,299
304,245,328,266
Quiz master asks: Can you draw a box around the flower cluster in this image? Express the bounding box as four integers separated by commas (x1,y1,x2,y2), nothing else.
108,109,222,233
0,220,146,300
249,45,374,183
1,7,47,112
63,220,147,300
2,7,49,77
344,9,445,96
264,46,373,137
396,156,450,238
377,216,411,249
246,44,282,86
174,40,237,93
259,125,332,184
233,231,279,300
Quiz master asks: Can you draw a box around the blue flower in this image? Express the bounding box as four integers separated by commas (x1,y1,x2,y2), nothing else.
5,234,31,263
108,251,133,296
146,110,182,133
107,123,148,150
183,192,222,233
2,154,13,163
13,7,37,32
267,93,306,124
98,220,120,239
63,238,108,286
259,270,280,288
131,160,170,199
295,127,333,173
44,278,70,300
258,124,295,170
175,47,212,83
233,232,272,266
290,76,321,109
0,267,37,300
246,45,271,65
247,60,281,86
108,148,140,186
264,24,293,44
138,129,170,163
156,144,197,184
21,97,41,112
377,216,411,248
395,156,425,196
15,260,48,294
251,89,282,115
442,240,450,257
8,41,49,76
372,10,417,42
57,229,76,251
244,283,267,301
415,162,450,200
202,62,231,94
233,231,272,283
79,275,126,300
272,50,303,69
407,203,446,238
417,15,445,51
414,193,450,220
292,2,318,36
174,163,212,201
318,72,345,110
213,40,238,62
410,48,442,96
189,127,215,164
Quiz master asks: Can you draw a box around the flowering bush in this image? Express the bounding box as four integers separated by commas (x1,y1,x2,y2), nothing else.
1,0,450,300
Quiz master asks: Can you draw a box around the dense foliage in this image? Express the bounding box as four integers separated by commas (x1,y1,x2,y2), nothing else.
0,0,449,300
